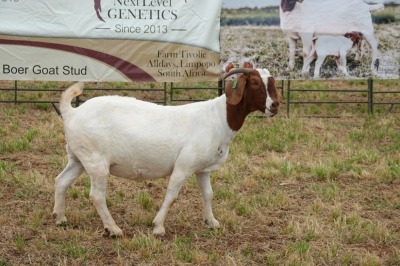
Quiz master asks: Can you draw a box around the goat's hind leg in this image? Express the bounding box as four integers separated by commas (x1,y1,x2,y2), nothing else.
302,54,316,75
84,158,123,237
313,55,326,78
53,145,84,225
363,33,379,74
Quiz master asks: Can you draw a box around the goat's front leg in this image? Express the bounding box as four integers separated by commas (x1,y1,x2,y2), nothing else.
196,172,220,229
336,54,349,76
152,168,189,236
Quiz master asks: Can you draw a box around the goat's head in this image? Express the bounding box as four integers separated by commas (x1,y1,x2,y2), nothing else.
281,0,303,12
345,31,363,54
344,32,362,45
222,68,281,128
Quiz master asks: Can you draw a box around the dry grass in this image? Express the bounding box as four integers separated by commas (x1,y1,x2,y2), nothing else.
0,21,399,265
1,101,399,265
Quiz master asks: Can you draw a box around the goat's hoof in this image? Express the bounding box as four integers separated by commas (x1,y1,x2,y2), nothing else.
152,225,166,236
103,227,123,238
205,218,220,229
53,213,67,226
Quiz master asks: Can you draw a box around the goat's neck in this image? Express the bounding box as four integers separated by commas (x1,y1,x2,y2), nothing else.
226,100,251,132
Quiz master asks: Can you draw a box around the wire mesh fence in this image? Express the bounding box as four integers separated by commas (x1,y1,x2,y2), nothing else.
0,79,399,116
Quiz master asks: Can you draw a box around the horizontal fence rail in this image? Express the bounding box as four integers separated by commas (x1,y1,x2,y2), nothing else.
286,80,373,116
285,79,400,117
0,79,399,117
170,80,224,104
0,81,167,106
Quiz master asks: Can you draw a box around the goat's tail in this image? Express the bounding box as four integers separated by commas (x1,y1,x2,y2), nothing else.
369,4,384,12
60,82,84,117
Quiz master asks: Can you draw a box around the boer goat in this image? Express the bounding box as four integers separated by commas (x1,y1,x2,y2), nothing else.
53,68,280,237
280,0,384,74
302,32,362,78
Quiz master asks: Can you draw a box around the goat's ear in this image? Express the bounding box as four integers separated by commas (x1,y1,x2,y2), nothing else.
226,74,247,105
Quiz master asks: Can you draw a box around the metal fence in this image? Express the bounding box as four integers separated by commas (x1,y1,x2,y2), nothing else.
284,79,400,116
0,79,399,116
170,80,224,104
0,81,167,106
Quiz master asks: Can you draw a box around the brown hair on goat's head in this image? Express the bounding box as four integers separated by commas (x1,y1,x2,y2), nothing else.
281,0,303,12
344,31,363,54
344,31,362,45
222,68,280,131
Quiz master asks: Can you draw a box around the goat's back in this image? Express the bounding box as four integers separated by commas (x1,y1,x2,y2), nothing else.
62,95,232,177
64,95,225,140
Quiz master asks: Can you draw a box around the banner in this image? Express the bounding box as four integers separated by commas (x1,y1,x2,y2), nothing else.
0,0,222,82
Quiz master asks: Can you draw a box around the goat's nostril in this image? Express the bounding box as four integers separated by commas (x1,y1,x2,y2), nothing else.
272,101,280,109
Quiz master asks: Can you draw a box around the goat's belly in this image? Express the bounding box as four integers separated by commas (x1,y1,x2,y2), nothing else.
109,163,172,180
202,162,224,172
201,147,229,172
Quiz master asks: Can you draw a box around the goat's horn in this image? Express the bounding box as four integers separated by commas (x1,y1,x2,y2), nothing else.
221,68,256,80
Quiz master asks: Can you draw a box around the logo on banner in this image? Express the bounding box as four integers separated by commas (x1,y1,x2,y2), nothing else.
94,0,105,22
92,0,180,23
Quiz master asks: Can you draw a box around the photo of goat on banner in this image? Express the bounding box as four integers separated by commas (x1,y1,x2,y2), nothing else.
221,0,400,80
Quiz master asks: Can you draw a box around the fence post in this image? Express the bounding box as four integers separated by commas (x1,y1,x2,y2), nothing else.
170,82,174,103
14,80,18,104
164,82,167,105
218,79,224,96
368,78,373,115
286,79,291,117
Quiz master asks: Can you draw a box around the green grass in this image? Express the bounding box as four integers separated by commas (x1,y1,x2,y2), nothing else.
136,191,155,210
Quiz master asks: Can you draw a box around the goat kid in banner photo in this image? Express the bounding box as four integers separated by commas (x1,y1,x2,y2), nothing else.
302,32,363,78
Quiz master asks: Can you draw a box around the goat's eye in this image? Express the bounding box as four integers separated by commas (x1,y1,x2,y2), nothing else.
251,80,258,86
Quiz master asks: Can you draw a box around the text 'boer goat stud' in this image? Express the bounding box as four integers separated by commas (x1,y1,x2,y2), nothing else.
53,68,280,237
280,0,384,75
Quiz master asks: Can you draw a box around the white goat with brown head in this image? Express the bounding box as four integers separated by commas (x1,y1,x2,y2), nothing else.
53,68,281,237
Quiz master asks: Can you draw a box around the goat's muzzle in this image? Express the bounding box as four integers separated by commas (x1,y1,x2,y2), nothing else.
270,100,280,115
